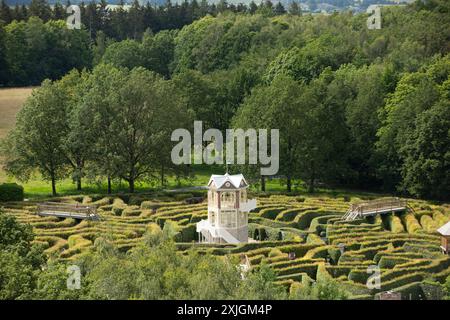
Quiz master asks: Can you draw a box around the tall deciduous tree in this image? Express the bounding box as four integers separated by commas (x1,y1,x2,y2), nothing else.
376,56,449,193
3,80,68,196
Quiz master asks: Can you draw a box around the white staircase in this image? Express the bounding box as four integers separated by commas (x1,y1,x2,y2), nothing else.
217,228,240,244
197,220,240,244
342,209,361,221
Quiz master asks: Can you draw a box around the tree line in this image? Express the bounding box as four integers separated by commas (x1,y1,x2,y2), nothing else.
0,0,302,86
1,1,449,200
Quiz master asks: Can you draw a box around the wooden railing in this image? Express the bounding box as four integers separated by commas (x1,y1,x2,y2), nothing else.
350,197,407,215
37,202,98,219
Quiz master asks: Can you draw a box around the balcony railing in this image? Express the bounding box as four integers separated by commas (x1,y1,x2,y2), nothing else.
240,198,257,212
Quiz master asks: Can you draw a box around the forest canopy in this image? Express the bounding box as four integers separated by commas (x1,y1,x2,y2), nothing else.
0,0,449,200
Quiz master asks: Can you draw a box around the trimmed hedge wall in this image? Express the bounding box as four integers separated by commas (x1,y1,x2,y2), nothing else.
0,183,24,202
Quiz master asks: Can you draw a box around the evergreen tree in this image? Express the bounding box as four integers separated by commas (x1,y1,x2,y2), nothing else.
29,0,52,22
0,0,12,24
288,1,301,15
274,2,286,15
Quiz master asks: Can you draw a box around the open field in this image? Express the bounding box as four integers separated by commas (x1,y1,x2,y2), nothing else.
0,87,34,183
0,87,33,140
3,192,449,299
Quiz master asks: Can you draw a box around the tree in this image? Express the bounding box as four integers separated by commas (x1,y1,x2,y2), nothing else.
376,56,449,195
101,39,144,70
401,101,450,200
3,17,91,86
0,210,45,300
141,29,177,78
33,262,86,300
273,2,286,15
248,1,258,14
0,0,12,24
236,261,287,299
265,32,357,84
59,70,95,191
288,1,301,15
0,210,34,254
330,63,389,188
290,278,349,300
29,0,52,22
78,64,127,194
3,81,69,196
0,250,37,299
0,21,8,85
84,65,191,193
52,2,65,20
233,75,304,192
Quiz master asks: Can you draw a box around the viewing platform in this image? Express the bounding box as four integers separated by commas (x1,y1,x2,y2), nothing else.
342,197,408,221
36,202,100,220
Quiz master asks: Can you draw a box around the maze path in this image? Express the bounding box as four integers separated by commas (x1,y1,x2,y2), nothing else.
3,193,449,299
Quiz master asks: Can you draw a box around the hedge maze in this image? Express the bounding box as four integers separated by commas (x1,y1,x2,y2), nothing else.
2,193,450,299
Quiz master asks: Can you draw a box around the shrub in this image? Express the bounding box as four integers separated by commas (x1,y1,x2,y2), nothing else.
401,213,422,233
122,208,142,217
328,247,341,264
386,214,405,233
268,248,283,258
180,225,197,242
173,193,194,201
93,197,111,206
378,256,409,269
259,207,285,219
0,183,24,202
306,233,324,245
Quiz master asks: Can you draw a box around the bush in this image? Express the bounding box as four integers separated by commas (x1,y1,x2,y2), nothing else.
141,201,161,210
0,183,24,202
401,213,422,233
387,214,405,233
268,248,283,258
173,193,194,201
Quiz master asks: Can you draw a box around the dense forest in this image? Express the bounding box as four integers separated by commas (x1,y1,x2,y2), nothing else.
0,0,449,200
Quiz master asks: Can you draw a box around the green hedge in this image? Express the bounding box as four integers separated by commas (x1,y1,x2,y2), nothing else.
259,207,285,219
378,256,409,269
0,183,24,202
276,263,318,279
295,210,338,230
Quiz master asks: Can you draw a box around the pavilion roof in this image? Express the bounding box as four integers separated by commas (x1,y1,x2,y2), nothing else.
208,173,248,189
437,221,450,236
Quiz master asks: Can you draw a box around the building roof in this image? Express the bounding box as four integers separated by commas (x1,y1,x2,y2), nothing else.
208,173,248,189
437,221,450,236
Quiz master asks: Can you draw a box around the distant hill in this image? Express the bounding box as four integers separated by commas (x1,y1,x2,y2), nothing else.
4,0,167,5
4,0,414,10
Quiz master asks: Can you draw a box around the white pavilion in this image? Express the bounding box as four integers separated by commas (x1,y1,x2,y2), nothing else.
196,173,257,244
438,221,450,254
